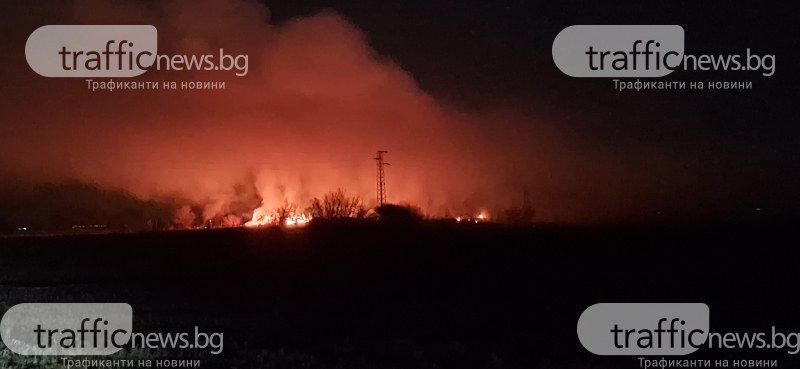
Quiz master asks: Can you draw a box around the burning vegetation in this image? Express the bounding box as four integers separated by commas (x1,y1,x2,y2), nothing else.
0,0,560,235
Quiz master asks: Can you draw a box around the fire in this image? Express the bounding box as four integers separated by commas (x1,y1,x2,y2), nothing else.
244,206,312,227
244,206,272,227
283,214,310,226
454,211,489,223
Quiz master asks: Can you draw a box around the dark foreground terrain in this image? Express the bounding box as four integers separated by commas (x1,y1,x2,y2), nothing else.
1,222,799,368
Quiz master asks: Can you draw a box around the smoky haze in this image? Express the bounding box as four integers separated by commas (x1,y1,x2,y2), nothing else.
0,0,684,226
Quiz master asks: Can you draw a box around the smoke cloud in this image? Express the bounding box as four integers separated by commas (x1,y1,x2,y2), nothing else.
0,0,659,225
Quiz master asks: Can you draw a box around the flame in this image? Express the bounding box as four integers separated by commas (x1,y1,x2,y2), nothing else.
244,206,273,227
244,206,312,227
453,211,489,223
283,214,311,226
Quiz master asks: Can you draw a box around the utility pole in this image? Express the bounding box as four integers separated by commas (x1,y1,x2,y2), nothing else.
374,150,389,206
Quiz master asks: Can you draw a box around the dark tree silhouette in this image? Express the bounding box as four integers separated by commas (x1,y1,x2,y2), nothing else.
275,201,298,223
306,189,366,219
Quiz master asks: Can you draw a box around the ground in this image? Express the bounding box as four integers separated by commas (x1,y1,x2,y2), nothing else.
1,222,798,368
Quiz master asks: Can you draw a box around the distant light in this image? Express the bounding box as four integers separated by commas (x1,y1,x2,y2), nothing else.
17,227,27,231
456,217,462,222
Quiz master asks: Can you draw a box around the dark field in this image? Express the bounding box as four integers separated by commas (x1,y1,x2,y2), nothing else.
1,222,799,368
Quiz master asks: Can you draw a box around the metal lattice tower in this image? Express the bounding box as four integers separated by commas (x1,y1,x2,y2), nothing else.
374,150,389,206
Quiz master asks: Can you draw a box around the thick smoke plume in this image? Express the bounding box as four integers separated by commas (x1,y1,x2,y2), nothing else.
0,0,648,225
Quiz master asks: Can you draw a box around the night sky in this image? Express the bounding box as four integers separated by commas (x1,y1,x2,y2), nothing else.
0,0,798,225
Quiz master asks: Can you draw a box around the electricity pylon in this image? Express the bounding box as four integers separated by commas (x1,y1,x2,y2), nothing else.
374,150,389,206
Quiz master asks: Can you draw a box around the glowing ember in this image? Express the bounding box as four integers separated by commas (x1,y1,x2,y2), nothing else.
453,211,489,223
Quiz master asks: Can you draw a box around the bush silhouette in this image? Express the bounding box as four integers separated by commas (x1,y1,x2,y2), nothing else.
375,204,423,224
306,189,366,219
